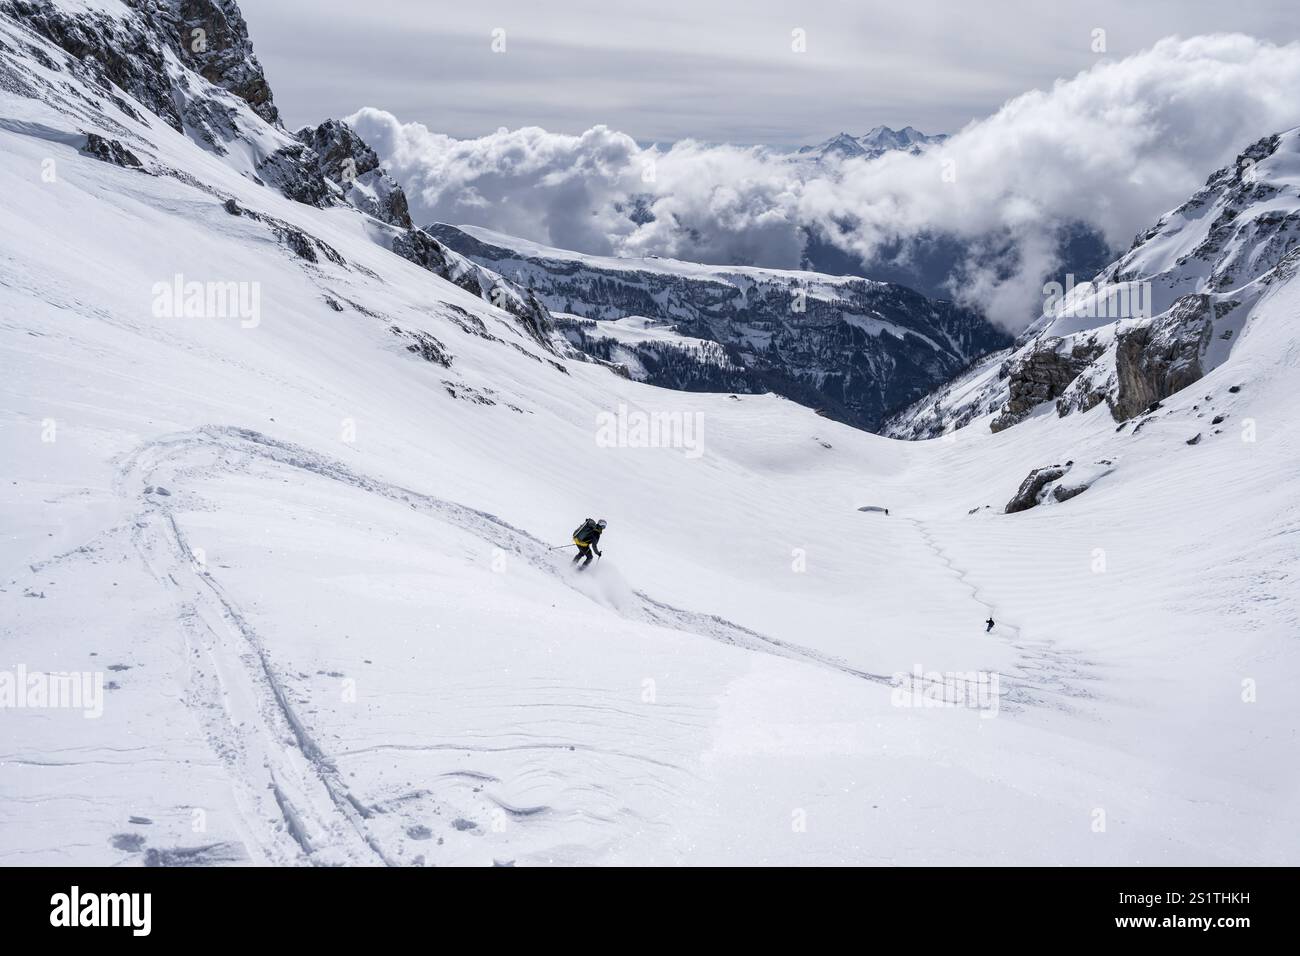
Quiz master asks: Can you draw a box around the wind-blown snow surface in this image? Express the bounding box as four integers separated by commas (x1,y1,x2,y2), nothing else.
3,15,1299,869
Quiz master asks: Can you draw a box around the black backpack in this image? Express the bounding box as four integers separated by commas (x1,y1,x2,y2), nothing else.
573,518,596,541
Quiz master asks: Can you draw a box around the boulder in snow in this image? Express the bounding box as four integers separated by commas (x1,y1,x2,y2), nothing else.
1004,465,1067,514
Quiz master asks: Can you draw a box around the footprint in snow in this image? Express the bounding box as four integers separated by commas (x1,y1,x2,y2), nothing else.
110,833,146,852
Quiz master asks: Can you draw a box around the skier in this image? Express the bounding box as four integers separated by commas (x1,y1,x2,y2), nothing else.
571,517,607,569
985,616,995,633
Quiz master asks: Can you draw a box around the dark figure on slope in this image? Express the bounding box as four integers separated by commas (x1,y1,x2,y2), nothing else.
985,616,995,633
572,517,607,569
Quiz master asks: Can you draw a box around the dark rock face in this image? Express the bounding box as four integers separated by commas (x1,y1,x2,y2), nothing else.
166,0,280,125
1005,466,1067,514
1110,294,1212,421
255,143,335,207
990,338,1104,432
296,119,413,228
298,119,379,181
3,0,280,129
512,292,558,349
283,121,560,352
4,0,178,126
81,133,142,168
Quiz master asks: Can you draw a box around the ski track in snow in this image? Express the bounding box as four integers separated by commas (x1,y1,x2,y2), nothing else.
901,517,1103,708
126,498,396,865
129,426,1097,707
10,423,1101,865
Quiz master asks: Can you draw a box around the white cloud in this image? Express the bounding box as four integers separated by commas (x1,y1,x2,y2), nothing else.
349,34,1300,329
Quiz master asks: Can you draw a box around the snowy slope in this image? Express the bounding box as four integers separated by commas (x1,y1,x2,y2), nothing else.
2,0,1298,867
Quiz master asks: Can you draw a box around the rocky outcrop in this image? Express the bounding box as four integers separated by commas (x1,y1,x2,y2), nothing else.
297,119,380,181
3,0,280,130
3,0,178,126
81,133,142,168
225,205,344,266
390,326,453,367
255,143,335,207
1109,294,1212,422
277,120,560,351
1005,465,1067,514
165,0,280,125
392,229,485,297
296,119,412,228
4,0,337,212
4,0,578,376
990,337,1104,432
1051,483,1088,503
391,230,560,352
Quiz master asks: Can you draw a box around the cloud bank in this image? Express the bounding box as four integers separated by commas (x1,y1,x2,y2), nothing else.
349,35,1300,328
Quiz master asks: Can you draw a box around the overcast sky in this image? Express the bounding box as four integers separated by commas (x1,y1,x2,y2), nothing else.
243,0,1300,144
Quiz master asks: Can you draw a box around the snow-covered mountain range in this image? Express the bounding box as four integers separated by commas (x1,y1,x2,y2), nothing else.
797,125,948,162
2,0,1297,868
428,223,1010,430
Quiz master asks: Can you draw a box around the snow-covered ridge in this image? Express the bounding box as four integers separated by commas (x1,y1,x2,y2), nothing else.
0,0,572,357
885,128,1300,439
430,223,1011,430
442,224,884,288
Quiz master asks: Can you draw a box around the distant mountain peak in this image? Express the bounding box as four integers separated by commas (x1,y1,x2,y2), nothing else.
800,125,947,161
